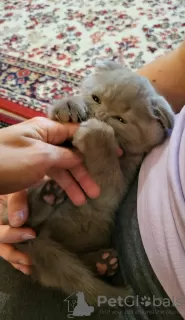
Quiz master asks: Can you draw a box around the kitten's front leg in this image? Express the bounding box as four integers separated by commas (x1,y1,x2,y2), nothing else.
48,95,88,123
73,119,124,209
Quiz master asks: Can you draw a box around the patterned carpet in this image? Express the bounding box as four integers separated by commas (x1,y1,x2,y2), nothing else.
0,0,184,127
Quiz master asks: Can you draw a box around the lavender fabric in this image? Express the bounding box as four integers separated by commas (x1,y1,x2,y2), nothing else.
138,107,185,319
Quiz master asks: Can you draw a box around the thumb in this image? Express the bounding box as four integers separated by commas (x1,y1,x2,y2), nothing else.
26,117,79,145
8,191,28,228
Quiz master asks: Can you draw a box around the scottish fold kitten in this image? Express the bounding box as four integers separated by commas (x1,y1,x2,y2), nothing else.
11,61,174,303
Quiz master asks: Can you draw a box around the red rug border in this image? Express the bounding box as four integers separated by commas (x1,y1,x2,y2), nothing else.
0,113,21,125
0,51,83,83
0,52,80,125
0,97,45,119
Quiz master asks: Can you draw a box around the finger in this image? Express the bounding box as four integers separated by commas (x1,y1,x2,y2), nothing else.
0,195,7,207
49,169,86,206
8,190,28,227
0,195,8,224
0,243,32,265
33,118,123,158
70,164,100,199
11,263,31,275
25,117,79,145
47,145,83,170
47,122,79,144
0,225,35,244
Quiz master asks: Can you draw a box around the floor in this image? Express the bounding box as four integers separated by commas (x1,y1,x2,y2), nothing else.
0,0,184,126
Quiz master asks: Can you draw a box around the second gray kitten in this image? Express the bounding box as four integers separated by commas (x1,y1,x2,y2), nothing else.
13,61,174,303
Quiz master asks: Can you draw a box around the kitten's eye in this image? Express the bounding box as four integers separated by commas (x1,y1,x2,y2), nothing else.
153,109,161,118
113,116,126,124
92,95,101,104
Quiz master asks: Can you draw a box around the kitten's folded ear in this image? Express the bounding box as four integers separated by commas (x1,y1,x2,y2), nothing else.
150,96,175,130
94,60,130,74
95,60,122,72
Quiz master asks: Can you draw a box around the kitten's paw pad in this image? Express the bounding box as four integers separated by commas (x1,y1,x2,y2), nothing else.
73,119,114,153
48,96,87,123
40,180,66,206
96,249,119,277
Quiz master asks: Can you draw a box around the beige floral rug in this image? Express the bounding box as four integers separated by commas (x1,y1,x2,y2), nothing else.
0,0,184,127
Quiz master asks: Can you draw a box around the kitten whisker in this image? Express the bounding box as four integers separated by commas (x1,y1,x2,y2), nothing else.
55,113,62,123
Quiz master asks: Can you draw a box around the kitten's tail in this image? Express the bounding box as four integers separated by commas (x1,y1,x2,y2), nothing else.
16,238,130,305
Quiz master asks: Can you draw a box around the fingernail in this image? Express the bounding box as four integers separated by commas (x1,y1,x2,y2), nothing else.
18,260,28,265
75,199,87,206
88,185,101,199
22,271,29,275
21,234,36,241
19,268,29,275
10,210,26,227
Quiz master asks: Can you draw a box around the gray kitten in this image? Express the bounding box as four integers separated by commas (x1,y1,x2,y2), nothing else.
13,61,174,303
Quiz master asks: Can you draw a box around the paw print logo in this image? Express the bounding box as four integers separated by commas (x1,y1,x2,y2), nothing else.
140,296,151,307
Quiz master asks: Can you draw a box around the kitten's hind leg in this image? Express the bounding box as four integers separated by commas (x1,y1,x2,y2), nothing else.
95,249,126,287
82,249,119,277
27,180,66,229
15,238,131,304
82,249,125,287
96,249,119,276
39,180,66,206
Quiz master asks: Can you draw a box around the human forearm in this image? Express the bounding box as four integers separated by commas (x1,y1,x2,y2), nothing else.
137,41,185,113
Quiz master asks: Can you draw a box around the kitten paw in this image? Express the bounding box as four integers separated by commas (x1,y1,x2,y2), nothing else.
48,96,88,123
73,118,115,154
40,180,66,206
96,249,119,277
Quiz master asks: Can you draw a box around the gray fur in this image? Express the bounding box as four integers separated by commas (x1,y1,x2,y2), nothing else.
14,61,174,304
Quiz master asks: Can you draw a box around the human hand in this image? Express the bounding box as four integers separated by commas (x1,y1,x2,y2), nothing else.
0,117,102,206
0,193,34,275
0,117,122,206
0,118,122,275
